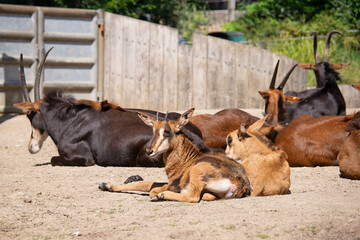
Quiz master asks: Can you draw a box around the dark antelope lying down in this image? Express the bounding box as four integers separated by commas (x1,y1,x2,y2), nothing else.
99,108,251,202
13,48,203,167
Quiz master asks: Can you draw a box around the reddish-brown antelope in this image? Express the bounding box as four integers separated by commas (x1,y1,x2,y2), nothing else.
275,113,356,167
99,108,251,202
337,85,360,180
225,116,291,196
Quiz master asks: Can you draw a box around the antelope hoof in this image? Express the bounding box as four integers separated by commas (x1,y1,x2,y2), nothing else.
150,193,164,202
97,182,113,192
124,175,144,184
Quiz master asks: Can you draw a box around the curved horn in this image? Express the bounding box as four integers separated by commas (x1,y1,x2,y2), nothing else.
310,31,321,64
34,47,53,101
277,64,298,91
323,30,342,63
156,112,159,121
164,111,169,122
269,60,280,89
19,53,31,102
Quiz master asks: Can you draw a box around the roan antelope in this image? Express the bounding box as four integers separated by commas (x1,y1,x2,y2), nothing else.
225,116,291,196
99,108,251,202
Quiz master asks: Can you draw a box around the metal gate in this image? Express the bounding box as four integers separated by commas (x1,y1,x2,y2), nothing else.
0,4,102,113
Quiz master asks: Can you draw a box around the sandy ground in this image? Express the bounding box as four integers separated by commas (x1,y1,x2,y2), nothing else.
1,114,360,240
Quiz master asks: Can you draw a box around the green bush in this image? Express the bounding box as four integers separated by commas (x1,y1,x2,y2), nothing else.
222,0,359,86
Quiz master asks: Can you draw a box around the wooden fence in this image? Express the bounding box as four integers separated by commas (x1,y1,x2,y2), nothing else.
103,12,307,111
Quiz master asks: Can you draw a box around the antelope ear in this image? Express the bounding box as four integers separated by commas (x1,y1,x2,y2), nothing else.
285,95,301,104
298,63,318,71
248,115,268,133
176,108,195,132
331,63,350,69
258,91,269,99
352,84,360,93
239,119,251,134
13,101,41,111
137,112,155,127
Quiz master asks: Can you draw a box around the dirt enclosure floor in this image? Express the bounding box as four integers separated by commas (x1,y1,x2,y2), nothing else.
1,114,360,240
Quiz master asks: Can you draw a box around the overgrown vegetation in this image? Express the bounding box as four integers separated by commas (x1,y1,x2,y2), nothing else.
223,0,359,86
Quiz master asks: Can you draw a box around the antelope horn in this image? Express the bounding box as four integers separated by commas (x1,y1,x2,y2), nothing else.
19,53,31,102
34,47,53,101
269,60,280,89
277,64,298,91
156,112,159,121
164,111,169,122
310,31,321,64
323,30,342,63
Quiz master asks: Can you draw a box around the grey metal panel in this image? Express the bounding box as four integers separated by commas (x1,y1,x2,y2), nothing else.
0,6,37,113
40,7,99,101
0,4,99,112
0,13,32,31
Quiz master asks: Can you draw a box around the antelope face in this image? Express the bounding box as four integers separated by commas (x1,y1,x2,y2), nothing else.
145,122,174,157
225,130,247,161
26,111,48,154
137,108,195,158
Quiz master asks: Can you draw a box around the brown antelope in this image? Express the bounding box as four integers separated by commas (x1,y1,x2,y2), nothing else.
225,116,291,196
258,60,301,137
98,108,251,202
337,85,360,180
275,113,356,167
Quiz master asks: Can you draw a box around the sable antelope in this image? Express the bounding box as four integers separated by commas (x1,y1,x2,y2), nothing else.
284,30,349,124
225,116,291,196
13,48,204,167
337,85,360,180
99,108,251,202
190,60,300,149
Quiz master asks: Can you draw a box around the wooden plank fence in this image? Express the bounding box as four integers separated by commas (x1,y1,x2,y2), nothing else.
103,12,307,112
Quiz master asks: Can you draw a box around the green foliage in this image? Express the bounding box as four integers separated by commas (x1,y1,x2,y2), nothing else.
223,0,359,86
176,1,208,42
269,35,359,86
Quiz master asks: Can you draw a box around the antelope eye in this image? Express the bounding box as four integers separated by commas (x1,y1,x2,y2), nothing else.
226,137,232,146
164,129,171,135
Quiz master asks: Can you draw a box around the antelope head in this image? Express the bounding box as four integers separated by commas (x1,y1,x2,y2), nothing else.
13,48,53,153
137,108,195,157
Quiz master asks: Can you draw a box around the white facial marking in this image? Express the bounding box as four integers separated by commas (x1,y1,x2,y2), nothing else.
149,128,169,157
28,127,48,154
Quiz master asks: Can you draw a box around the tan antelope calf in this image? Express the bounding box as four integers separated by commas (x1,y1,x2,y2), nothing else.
99,108,251,202
225,116,291,196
